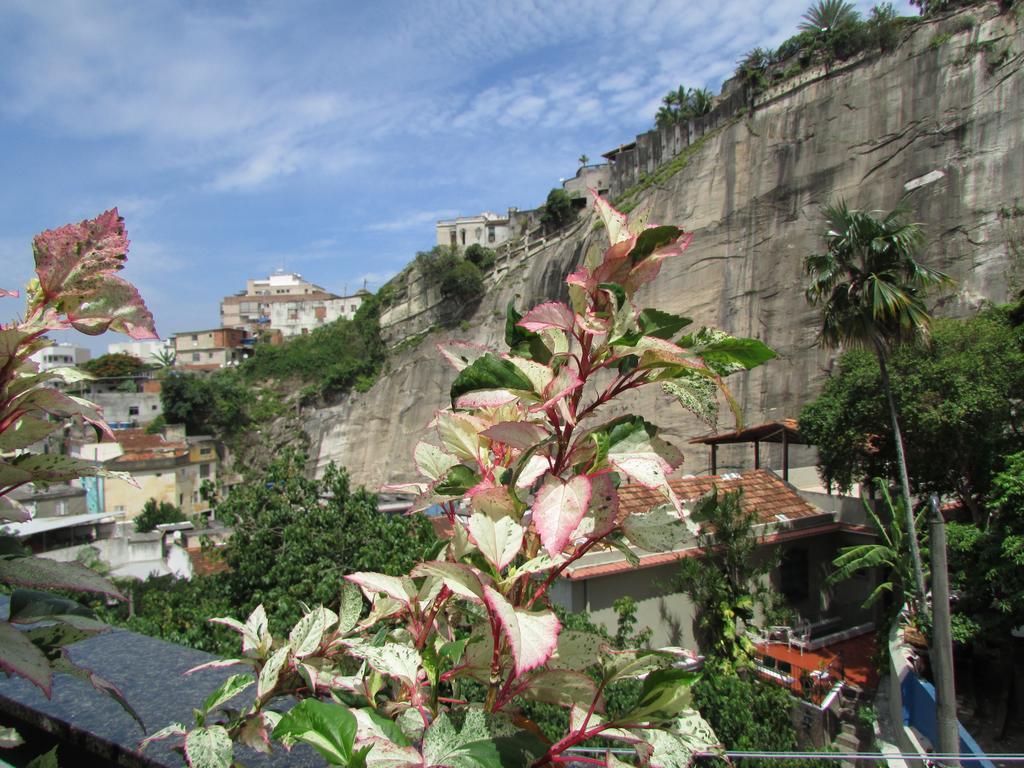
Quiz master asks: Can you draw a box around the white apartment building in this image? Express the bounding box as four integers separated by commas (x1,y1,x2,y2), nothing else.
28,343,91,371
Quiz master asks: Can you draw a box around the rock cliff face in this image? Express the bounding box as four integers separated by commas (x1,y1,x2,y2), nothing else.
307,4,1023,488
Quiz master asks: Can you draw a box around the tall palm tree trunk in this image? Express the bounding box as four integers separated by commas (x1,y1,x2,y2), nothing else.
875,343,928,607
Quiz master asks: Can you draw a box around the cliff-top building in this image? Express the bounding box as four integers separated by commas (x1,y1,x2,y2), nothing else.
220,270,366,340
436,211,512,250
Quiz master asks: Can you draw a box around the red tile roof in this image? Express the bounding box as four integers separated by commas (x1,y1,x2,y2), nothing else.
110,428,188,464
618,470,823,524
565,470,832,581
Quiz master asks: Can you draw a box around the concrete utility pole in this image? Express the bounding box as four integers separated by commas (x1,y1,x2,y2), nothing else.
929,494,960,766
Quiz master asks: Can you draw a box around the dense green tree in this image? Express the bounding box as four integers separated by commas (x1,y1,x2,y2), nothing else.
672,489,776,670
215,450,437,635
80,352,147,379
800,307,1024,523
804,200,950,604
798,0,860,34
463,243,496,272
539,188,576,233
160,371,249,436
692,672,833,767
134,498,187,533
415,245,485,306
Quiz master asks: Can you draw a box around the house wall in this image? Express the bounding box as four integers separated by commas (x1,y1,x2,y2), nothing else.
555,531,876,651
267,295,363,337
562,164,610,199
435,215,511,249
89,392,163,427
103,471,179,519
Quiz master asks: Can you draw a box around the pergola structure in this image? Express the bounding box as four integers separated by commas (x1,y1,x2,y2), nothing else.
690,418,806,481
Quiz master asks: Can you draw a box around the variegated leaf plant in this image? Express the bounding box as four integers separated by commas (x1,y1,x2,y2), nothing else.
149,194,775,768
1,209,156,730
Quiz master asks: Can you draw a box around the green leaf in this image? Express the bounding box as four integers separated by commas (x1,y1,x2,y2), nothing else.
423,710,546,768
678,327,776,375
0,726,24,749
0,620,52,696
201,673,253,716
257,646,290,698
272,699,362,767
597,282,627,310
549,629,606,671
337,583,363,635
505,300,553,363
347,641,422,687
9,589,96,623
621,504,694,551
289,606,331,658
184,725,233,768
449,353,535,406
662,373,719,428
0,556,124,599
435,464,481,497
25,746,59,768
355,707,410,747
618,668,698,723
630,225,681,263
0,415,59,451
521,668,602,709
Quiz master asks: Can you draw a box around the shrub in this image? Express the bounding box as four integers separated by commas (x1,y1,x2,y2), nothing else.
134,498,187,533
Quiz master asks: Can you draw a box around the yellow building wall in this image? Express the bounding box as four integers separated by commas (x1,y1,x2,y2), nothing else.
104,471,178,521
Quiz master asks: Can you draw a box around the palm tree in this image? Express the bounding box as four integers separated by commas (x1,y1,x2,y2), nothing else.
151,347,176,369
578,154,589,167
804,200,951,606
798,0,859,34
655,105,677,129
690,88,714,117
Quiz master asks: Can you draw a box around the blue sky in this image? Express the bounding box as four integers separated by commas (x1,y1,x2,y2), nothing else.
0,0,915,353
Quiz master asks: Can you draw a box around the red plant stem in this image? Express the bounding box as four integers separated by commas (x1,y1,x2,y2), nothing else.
416,588,450,649
526,537,601,609
534,722,657,767
437,696,467,705
485,608,503,712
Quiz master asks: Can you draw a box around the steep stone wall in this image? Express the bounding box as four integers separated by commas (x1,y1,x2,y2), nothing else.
307,3,1023,488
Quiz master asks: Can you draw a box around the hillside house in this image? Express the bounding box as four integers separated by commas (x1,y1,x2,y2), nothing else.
72,428,219,521
436,211,512,250
172,327,248,371
551,470,878,650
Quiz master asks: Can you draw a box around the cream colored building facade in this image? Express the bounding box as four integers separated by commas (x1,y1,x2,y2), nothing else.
74,429,218,521
435,211,511,250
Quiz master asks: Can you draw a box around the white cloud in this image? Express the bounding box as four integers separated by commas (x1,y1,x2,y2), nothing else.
366,210,460,233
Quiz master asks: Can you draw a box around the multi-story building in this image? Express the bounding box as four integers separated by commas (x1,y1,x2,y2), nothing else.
436,211,512,250
562,163,610,201
28,342,91,372
73,427,219,522
107,339,174,364
172,327,248,371
219,270,366,339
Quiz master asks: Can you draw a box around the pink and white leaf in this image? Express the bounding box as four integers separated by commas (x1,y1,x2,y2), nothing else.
571,473,620,541
533,473,592,557
32,209,157,340
480,421,549,452
454,389,521,409
592,193,630,245
412,561,487,602
518,301,576,333
346,572,414,604
186,658,251,676
414,442,459,482
515,454,550,490
530,367,583,414
469,485,518,518
482,585,560,677
468,512,524,570
435,411,486,462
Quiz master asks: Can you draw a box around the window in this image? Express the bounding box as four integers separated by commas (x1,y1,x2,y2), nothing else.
191,334,198,341
151,404,158,410
200,447,212,455
301,328,309,335
56,501,67,516
128,406,139,416
199,463,211,478
288,308,299,321
192,352,200,362
179,494,184,506
488,228,496,243
460,230,466,245
350,304,357,312
475,227,482,241
780,548,809,602
207,352,213,359
114,505,125,513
